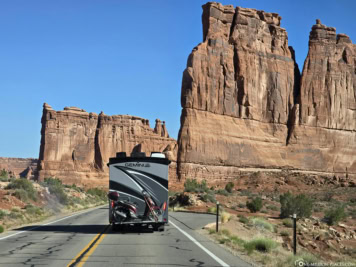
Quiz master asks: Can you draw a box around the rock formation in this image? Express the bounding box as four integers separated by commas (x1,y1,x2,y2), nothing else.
38,104,177,186
288,20,356,175
0,158,38,179
177,2,356,183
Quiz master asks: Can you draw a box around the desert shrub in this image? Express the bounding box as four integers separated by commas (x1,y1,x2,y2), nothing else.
323,191,334,202
239,189,253,197
279,192,313,218
251,217,274,232
238,215,250,224
201,192,216,203
260,209,268,214
280,230,289,237
221,212,232,223
230,236,245,247
184,178,208,193
216,189,229,196
208,206,217,214
9,209,23,220
244,238,277,254
87,188,107,201
168,191,178,197
13,189,29,202
0,169,8,178
266,205,279,211
43,177,68,205
349,209,356,219
208,228,216,234
286,253,319,267
0,177,9,182
25,204,43,216
0,210,6,220
220,228,231,236
225,182,234,193
324,205,347,225
238,203,245,209
0,225,3,233
246,197,263,213
282,218,293,228
313,204,324,213
6,178,38,201
68,197,86,207
66,183,83,192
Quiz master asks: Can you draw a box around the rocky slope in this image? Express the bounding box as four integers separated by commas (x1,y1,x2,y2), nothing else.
38,104,177,186
177,2,356,183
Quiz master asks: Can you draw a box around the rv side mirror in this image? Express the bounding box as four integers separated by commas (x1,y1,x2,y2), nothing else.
108,191,119,201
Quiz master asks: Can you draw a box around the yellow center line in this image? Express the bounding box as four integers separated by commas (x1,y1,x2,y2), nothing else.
67,224,110,267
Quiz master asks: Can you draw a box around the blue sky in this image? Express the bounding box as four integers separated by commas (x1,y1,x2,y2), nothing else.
0,0,355,158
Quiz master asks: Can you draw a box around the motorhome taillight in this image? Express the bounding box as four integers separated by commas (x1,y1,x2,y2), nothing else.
162,201,167,211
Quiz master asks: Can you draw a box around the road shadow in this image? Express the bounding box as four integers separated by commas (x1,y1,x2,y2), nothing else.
110,224,155,234
14,224,157,235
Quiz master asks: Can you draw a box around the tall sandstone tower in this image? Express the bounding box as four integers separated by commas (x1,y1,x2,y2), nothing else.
177,2,356,183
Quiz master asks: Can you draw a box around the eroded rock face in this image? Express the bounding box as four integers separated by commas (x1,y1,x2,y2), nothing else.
178,3,356,182
288,20,356,175
38,104,177,186
0,158,38,179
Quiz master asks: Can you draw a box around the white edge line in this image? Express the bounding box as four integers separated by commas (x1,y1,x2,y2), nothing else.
170,220,230,267
0,205,105,241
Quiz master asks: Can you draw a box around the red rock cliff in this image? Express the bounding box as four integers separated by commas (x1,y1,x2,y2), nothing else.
38,104,177,186
177,2,356,183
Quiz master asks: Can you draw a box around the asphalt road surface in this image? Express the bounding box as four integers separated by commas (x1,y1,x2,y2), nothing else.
0,206,251,267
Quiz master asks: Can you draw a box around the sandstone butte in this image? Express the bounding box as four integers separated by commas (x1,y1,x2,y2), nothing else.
37,104,177,187
177,2,356,184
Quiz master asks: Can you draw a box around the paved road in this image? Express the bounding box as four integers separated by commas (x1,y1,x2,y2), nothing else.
0,206,251,267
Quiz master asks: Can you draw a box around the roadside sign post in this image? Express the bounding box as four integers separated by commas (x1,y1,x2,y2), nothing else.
293,213,297,255
216,201,220,232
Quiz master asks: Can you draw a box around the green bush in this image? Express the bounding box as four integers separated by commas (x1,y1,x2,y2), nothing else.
43,177,68,205
0,210,6,220
230,236,245,247
251,217,274,232
184,178,208,193
25,205,43,216
0,169,8,178
282,218,293,228
286,253,319,267
279,192,313,218
237,203,245,209
68,197,86,207
87,188,107,201
324,205,347,225
280,230,289,237
225,182,234,193
246,197,263,213
238,215,250,224
8,209,23,220
244,238,277,254
216,189,229,196
6,178,38,201
13,189,29,202
0,225,4,233
201,192,216,203
266,205,279,211
66,183,83,192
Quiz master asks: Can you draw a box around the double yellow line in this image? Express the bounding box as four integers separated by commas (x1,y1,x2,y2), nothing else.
67,224,110,267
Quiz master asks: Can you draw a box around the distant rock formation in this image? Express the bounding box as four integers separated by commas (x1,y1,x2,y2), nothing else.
38,104,177,186
177,3,356,184
0,158,38,179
